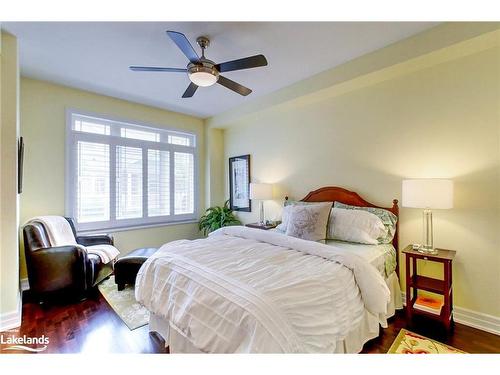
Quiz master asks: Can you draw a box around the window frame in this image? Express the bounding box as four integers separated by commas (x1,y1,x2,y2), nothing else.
65,109,199,233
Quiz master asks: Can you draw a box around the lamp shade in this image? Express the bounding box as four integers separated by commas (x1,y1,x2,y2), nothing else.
249,183,273,200
402,179,453,209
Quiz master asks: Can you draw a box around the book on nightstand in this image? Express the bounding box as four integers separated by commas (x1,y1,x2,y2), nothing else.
413,296,444,315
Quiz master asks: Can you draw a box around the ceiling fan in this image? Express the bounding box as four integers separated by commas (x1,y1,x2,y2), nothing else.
130,30,268,98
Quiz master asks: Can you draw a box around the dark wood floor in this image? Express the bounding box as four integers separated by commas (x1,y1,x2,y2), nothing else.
0,290,166,354
1,290,499,354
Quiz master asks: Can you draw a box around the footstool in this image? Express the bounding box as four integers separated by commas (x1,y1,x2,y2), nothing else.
114,247,158,291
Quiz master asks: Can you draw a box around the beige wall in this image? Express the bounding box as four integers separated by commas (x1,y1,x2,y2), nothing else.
0,31,20,322
205,127,225,208
19,78,205,279
222,43,500,316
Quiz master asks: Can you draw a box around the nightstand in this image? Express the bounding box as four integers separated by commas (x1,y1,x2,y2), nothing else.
245,222,277,230
403,245,456,331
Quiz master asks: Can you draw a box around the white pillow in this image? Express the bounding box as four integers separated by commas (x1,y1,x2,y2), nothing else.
285,203,332,241
276,202,323,233
328,207,386,245
276,205,292,232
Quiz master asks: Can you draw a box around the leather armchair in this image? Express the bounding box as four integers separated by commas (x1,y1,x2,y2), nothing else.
23,217,114,300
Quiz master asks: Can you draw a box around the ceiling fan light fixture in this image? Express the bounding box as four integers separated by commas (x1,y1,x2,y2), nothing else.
131,31,266,97
188,65,219,87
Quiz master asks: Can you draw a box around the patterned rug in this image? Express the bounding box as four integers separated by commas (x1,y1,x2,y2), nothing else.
388,329,466,354
98,276,149,330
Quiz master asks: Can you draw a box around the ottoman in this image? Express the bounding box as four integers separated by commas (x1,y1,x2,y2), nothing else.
114,247,158,291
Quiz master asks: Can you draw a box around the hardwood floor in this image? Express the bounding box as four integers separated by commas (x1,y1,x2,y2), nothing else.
0,290,166,354
1,289,498,354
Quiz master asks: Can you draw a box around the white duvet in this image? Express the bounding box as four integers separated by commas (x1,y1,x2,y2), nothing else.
135,226,390,353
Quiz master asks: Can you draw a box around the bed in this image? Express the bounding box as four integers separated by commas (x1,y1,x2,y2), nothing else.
136,187,403,353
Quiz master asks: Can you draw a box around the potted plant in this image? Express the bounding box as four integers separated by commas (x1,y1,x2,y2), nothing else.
198,200,241,236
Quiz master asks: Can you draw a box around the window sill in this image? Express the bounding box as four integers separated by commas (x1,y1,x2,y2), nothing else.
78,219,199,235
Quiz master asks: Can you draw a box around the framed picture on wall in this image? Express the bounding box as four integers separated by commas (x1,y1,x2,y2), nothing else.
229,154,251,212
18,136,24,194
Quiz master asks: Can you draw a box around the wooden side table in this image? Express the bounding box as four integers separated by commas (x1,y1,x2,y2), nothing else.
403,245,456,331
245,223,277,230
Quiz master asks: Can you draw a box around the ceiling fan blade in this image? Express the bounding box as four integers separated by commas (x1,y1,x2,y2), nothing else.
217,76,252,96
182,82,198,98
129,66,187,73
215,54,268,73
166,31,199,63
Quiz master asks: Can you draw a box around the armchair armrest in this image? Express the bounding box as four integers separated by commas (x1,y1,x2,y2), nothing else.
28,245,88,293
76,234,114,246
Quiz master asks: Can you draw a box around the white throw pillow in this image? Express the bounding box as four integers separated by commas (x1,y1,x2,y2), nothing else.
276,203,295,233
275,204,292,232
327,207,386,245
285,203,332,241
276,201,322,233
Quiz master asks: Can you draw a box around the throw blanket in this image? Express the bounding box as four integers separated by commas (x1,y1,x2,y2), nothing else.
30,216,119,264
136,226,390,353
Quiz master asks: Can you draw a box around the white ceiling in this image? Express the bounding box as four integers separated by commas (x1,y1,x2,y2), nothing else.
3,22,438,118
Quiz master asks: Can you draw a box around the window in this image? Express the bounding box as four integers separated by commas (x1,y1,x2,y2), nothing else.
66,111,198,231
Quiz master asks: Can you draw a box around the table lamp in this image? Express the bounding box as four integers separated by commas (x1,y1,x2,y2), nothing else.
402,179,453,254
250,183,273,225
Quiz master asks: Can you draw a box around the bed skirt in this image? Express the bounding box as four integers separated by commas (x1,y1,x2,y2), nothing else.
148,272,403,354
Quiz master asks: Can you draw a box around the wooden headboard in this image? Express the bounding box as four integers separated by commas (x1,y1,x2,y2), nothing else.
285,186,400,276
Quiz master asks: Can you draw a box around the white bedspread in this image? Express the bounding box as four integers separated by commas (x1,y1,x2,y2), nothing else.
135,226,390,353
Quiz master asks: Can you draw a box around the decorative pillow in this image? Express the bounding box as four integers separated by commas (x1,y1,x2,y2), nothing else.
285,202,332,241
333,202,397,244
276,201,319,233
327,207,387,245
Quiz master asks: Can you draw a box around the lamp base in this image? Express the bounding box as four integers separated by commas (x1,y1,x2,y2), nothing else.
417,246,439,255
421,209,436,254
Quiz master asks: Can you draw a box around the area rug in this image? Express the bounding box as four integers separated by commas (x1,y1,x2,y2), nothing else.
98,276,149,330
388,329,466,354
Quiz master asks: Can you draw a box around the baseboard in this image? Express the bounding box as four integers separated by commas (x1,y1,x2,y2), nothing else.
0,292,22,332
20,278,30,291
453,307,500,336
401,292,499,336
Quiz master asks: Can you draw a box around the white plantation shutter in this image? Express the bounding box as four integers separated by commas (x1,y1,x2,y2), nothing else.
116,146,143,219
76,141,110,223
174,152,194,215
148,150,170,217
67,111,197,231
